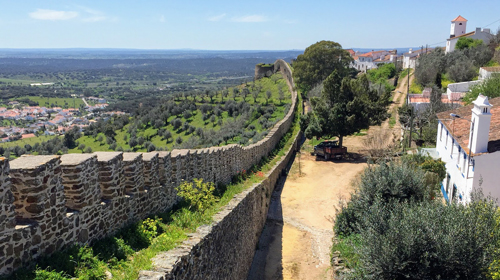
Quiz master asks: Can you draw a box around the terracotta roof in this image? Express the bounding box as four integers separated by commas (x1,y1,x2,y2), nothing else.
452,15,467,22
409,96,463,105
480,67,500,72
358,50,388,58
448,31,475,40
437,96,500,154
345,49,356,56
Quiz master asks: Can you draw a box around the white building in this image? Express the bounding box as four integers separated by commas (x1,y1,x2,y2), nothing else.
479,67,500,80
352,50,397,72
436,95,500,203
402,48,432,69
446,15,492,53
407,87,462,112
446,80,481,101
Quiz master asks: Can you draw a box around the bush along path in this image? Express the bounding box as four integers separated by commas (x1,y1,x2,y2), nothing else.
331,155,500,280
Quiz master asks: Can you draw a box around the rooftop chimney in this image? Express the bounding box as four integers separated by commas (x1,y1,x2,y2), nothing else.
469,95,493,154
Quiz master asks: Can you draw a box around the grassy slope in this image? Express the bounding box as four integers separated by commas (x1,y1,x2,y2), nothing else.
70,73,291,153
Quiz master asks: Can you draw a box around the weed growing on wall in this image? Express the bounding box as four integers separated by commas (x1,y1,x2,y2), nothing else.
176,179,218,213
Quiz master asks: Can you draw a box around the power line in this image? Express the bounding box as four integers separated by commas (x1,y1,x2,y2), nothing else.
428,40,447,47
483,18,500,28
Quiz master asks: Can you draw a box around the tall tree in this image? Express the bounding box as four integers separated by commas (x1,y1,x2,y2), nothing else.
304,71,388,147
293,40,353,92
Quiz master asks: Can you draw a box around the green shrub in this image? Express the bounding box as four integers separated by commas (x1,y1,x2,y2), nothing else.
138,217,164,243
463,76,500,104
367,63,396,81
92,237,134,263
33,269,70,280
176,179,218,213
334,161,428,236
356,197,499,279
409,80,423,93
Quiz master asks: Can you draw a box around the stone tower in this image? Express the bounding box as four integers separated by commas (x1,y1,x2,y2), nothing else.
469,95,493,154
450,15,467,38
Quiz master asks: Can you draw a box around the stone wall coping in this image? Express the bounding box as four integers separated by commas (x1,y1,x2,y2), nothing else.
141,152,159,161
157,151,171,158
208,147,221,153
170,149,189,157
122,152,142,162
93,151,123,162
9,155,60,170
60,154,96,166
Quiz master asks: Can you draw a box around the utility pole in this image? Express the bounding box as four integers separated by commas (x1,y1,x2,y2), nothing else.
408,107,414,150
406,67,410,105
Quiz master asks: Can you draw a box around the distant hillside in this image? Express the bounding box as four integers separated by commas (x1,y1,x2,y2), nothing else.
349,47,420,54
0,49,304,60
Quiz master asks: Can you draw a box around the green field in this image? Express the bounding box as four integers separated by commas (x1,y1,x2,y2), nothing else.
0,135,58,149
14,96,93,108
69,73,291,152
0,78,37,86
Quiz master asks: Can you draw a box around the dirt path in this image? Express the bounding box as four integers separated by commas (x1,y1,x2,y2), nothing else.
248,73,411,280
248,141,367,280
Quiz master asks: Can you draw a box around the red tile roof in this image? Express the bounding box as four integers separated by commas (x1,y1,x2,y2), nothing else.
452,15,467,22
449,31,475,40
480,67,500,72
437,96,500,154
409,96,463,105
345,49,356,56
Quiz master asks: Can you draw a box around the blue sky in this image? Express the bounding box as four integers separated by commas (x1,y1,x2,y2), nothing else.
1,0,500,50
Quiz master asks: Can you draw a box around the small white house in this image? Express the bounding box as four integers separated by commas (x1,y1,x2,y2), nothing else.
446,80,481,101
479,67,500,80
402,48,432,69
436,95,500,203
352,50,396,72
446,15,492,53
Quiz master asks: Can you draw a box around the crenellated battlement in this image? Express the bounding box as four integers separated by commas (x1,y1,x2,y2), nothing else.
0,59,297,275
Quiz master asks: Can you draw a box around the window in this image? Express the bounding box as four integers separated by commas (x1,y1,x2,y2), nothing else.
451,139,454,158
462,152,467,173
445,131,449,148
457,146,461,165
439,124,443,141
446,174,451,195
459,23,462,25
452,185,458,201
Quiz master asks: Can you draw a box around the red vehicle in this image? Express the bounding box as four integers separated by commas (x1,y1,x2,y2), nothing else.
313,140,347,160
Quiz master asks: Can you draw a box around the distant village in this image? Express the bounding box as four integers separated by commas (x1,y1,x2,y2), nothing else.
0,96,126,143
347,15,499,113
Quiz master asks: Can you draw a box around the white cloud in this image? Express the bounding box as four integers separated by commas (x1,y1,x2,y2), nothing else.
83,16,106,22
231,15,267,23
77,6,107,22
208,13,226,22
29,9,78,21
160,15,165,23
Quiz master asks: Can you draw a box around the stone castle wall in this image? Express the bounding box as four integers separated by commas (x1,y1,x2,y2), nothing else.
254,63,275,80
0,59,297,276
